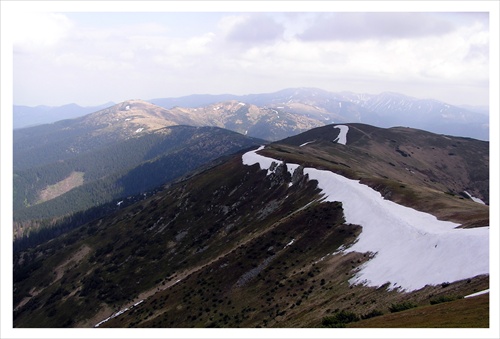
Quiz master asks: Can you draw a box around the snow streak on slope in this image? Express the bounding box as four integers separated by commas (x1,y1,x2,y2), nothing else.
463,191,486,205
333,125,349,145
242,147,489,292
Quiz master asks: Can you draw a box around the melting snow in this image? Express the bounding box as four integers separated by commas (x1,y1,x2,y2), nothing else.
94,299,144,327
463,191,486,205
284,239,295,249
464,289,489,298
300,141,315,147
333,125,349,145
242,147,489,292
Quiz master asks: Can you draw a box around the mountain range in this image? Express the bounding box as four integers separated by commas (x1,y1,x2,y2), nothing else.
13,123,489,328
13,123,263,241
13,102,114,129
14,88,489,140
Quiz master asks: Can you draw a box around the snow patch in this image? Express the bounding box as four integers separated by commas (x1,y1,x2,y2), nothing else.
242,148,489,292
464,289,489,298
135,128,144,133
463,191,486,205
333,125,349,145
300,141,315,147
284,239,295,249
94,299,144,327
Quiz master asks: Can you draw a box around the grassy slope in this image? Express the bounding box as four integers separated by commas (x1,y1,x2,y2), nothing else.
13,125,490,328
262,124,489,228
349,293,489,328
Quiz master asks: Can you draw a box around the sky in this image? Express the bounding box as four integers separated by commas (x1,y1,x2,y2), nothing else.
2,1,497,108
1,3,499,338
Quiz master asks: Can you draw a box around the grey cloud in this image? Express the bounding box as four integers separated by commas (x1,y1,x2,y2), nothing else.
226,13,285,44
298,12,456,41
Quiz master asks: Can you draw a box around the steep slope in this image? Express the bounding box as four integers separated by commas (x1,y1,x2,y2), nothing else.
13,124,489,328
13,125,263,239
267,123,489,220
13,100,183,171
13,99,322,172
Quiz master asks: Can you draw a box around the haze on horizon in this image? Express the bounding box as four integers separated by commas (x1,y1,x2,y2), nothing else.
4,2,493,108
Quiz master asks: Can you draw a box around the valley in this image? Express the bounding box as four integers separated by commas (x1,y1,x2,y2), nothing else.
12,122,489,329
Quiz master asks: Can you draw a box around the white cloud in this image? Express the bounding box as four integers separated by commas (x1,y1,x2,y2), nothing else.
8,11,492,107
12,12,73,52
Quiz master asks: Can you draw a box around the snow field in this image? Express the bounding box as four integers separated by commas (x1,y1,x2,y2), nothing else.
242,147,489,292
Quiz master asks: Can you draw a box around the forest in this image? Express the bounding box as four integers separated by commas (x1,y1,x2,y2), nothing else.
13,125,262,245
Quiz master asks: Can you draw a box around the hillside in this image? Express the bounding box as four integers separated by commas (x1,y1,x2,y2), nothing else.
13,124,489,328
150,88,489,141
13,102,114,129
266,123,489,224
13,100,183,171
13,125,263,241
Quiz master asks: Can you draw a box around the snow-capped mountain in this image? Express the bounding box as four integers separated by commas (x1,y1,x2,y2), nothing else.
15,88,489,141
339,91,489,129
152,88,490,140
13,123,489,328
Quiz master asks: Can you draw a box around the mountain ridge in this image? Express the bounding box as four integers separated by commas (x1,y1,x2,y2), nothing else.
14,87,489,140
13,125,264,241
13,123,489,328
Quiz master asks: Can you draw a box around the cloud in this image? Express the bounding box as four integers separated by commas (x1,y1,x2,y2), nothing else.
10,11,490,107
223,13,285,44
12,12,73,52
298,12,455,41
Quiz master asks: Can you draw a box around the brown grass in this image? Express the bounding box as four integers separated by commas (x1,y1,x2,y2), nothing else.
37,171,84,203
349,293,489,328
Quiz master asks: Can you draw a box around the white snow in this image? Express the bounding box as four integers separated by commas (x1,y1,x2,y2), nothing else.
284,239,295,248
463,191,486,205
116,201,123,206
242,147,489,292
464,289,489,298
94,299,145,327
135,128,144,133
300,141,315,147
333,125,349,145
339,102,342,108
